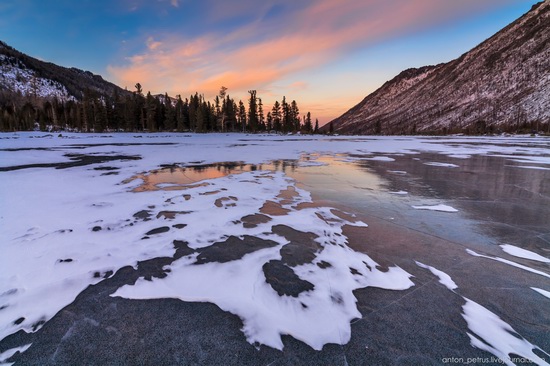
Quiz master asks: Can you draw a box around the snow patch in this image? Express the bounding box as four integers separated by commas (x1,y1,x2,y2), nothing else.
0,343,31,365
412,204,458,212
467,249,550,279
500,244,550,263
363,156,395,162
531,288,550,300
423,162,459,168
415,261,457,290
462,298,550,366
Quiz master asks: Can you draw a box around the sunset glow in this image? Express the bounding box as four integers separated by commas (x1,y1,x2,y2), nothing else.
0,0,539,124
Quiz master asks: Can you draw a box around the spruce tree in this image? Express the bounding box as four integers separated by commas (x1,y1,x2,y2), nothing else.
258,98,265,131
266,111,273,131
247,90,258,132
271,100,281,132
238,100,246,132
304,111,312,134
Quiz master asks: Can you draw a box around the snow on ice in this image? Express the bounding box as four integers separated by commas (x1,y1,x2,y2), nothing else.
499,244,550,263
412,204,458,212
415,261,457,290
1,132,550,353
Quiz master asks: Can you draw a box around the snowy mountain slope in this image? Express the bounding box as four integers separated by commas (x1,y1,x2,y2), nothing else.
327,1,550,135
0,41,126,101
0,54,72,101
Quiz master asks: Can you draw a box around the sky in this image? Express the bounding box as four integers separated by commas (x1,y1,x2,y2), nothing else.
0,0,541,125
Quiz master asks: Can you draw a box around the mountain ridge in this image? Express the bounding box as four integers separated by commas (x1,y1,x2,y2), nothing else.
326,1,550,135
0,40,127,101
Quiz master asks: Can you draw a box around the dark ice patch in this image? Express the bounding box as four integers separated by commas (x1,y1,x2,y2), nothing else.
138,257,174,281
272,225,321,266
0,154,141,172
93,166,120,171
172,240,195,259
156,211,192,219
172,224,187,229
133,210,152,221
194,236,278,264
262,260,314,297
92,226,102,232
241,214,272,228
317,261,332,269
260,201,290,216
145,227,170,235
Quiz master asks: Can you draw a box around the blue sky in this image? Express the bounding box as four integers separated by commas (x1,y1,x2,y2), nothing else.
0,0,540,123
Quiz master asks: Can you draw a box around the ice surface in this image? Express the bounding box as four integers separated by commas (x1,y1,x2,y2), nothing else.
467,250,550,279
513,165,550,171
2,132,550,351
0,343,31,365
411,204,458,212
462,298,550,366
415,261,457,290
500,244,550,263
389,190,408,195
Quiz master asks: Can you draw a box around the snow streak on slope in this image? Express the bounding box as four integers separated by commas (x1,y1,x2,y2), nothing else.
0,55,72,101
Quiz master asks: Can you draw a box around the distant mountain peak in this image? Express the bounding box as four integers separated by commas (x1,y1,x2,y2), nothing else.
327,1,550,135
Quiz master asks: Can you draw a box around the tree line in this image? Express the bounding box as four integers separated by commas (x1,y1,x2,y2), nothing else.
0,84,321,134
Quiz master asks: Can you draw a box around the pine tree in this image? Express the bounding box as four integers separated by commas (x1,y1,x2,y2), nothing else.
164,93,176,131
219,86,228,131
175,95,185,131
188,93,198,131
145,92,156,131
272,100,281,132
266,111,273,132
282,96,290,133
290,100,300,132
247,90,258,132
314,118,319,134
238,100,246,132
304,111,312,134
258,98,265,131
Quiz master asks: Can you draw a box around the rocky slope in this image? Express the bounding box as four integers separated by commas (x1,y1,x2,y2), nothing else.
0,41,126,101
327,1,550,135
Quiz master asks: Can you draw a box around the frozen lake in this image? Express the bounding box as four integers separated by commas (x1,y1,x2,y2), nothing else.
1,133,549,365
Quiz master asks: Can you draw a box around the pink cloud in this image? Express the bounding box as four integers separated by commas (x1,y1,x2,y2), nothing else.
108,0,520,122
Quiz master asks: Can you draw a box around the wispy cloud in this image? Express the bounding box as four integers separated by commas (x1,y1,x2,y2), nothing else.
108,0,519,121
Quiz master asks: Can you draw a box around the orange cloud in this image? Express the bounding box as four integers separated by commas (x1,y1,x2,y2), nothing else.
108,0,519,122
